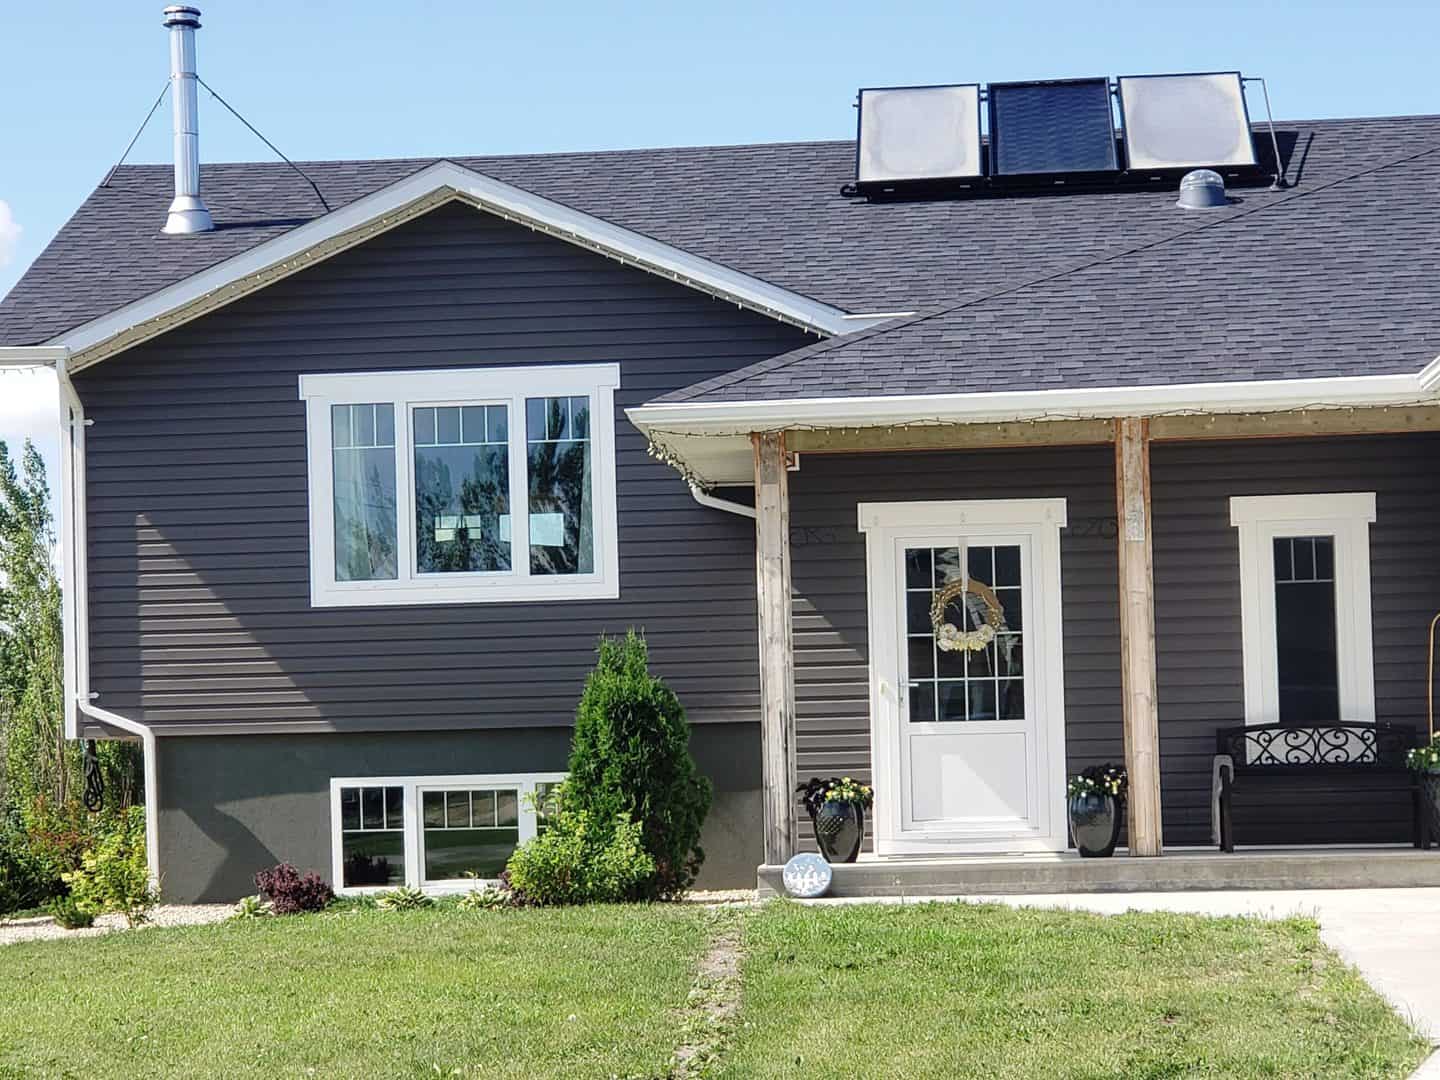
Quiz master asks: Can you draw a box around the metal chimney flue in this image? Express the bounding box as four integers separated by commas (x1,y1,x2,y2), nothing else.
161,5,213,234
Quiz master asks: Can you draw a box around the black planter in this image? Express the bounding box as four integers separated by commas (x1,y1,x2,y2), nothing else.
812,800,865,863
1425,774,1440,839
1068,793,1122,858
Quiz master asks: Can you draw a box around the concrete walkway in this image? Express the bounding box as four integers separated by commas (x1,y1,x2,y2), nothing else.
809,887,1440,1049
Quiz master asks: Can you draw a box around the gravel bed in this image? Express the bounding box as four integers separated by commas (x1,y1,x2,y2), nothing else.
0,903,232,946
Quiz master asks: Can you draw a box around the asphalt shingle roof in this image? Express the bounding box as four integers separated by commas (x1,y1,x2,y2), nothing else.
3,115,1439,406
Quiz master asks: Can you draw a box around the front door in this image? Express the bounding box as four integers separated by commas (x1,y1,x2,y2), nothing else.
860,499,1069,854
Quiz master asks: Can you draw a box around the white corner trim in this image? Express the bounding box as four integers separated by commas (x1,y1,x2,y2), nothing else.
328,772,566,894
302,362,621,608
1418,354,1440,394
1229,492,1377,728
51,161,864,371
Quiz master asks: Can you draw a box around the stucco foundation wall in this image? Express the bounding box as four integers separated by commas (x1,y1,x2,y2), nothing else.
156,724,760,902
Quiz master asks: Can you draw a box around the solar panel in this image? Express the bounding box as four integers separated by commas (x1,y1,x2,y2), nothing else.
856,84,983,185
988,78,1117,176
1118,72,1257,171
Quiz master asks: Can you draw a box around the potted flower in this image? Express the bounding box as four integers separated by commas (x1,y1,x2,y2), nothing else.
1407,734,1440,837
797,776,874,863
1067,763,1127,858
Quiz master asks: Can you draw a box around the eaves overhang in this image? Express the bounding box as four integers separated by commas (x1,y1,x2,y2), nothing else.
39,161,896,373
630,359,1440,488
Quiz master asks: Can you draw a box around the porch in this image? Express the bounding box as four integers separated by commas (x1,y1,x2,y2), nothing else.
633,402,1440,873
756,847,1440,899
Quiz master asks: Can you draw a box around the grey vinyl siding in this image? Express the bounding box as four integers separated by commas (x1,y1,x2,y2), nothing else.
75,201,812,734
156,723,761,902
788,446,1124,849
791,433,1440,849
1151,433,1440,845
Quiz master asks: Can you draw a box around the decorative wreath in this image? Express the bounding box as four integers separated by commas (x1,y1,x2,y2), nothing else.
930,577,1007,653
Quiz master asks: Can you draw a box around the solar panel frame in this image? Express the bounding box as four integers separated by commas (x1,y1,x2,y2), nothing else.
987,77,1119,177
1117,71,1259,172
854,83,984,186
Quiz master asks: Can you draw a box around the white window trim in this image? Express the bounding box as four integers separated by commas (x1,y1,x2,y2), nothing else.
329,772,567,895
300,364,621,606
1229,492,1377,727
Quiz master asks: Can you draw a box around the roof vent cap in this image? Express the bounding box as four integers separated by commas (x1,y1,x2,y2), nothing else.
1175,168,1228,210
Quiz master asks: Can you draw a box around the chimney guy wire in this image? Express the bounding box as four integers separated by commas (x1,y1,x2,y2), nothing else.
197,76,331,212
101,82,172,188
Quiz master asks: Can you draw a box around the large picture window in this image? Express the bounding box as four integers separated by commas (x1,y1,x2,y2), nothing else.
330,773,564,893
1230,493,1376,728
301,365,620,606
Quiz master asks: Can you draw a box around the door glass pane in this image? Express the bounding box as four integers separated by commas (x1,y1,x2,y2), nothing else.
332,403,397,581
1273,535,1340,723
905,543,1024,722
422,788,521,881
414,404,511,574
527,396,594,576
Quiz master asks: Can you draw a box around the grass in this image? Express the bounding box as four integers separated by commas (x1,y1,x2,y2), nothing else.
0,900,1429,1079
0,903,712,1079
722,902,1431,1080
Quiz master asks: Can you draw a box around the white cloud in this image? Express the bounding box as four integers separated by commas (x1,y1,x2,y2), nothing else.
0,200,20,268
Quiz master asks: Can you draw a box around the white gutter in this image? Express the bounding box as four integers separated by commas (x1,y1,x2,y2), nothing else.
2,347,162,887
629,365,1440,436
689,483,755,519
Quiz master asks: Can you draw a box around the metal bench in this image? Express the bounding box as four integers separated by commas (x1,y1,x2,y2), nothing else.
1212,722,1431,852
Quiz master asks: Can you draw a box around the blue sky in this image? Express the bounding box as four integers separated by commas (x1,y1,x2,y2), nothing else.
1,0,1438,488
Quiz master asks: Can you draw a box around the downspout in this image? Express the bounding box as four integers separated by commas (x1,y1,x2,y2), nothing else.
55,356,162,887
689,483,756,519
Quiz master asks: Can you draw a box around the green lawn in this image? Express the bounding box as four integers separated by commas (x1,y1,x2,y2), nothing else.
726,903,1429,1080
0,904,712,1079
0,900,1428,1079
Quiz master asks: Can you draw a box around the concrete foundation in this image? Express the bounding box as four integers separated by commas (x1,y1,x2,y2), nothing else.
758,847,1440,899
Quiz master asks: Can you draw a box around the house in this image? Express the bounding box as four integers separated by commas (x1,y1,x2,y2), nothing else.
3,10,1440,901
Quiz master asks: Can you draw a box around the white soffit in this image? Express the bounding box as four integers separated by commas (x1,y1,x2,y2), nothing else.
52,162,882,372
857,85,983,184
1119,73,1257,171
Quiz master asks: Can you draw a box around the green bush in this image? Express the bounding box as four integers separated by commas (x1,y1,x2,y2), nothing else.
563,631,712,899
46,894,94,930
376,886,432,911
62,806,155,927
0,824,59,914
504,791,655,906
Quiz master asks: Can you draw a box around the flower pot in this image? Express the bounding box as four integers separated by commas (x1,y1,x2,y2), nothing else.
1425,774,1440,839
812,800,865,863
1068,793,1121,858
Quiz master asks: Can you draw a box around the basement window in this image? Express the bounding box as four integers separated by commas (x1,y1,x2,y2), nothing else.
1229,493,1377,727
301,365,620,606
330,773,565,893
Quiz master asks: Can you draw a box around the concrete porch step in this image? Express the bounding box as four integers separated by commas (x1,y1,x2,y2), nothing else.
757,847,1440,898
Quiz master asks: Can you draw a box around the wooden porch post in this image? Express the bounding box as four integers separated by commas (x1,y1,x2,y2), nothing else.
753,431,797,865
1115,417,1164,856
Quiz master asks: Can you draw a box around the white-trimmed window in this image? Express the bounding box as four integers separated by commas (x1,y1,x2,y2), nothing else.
1230,493,1377,727
330,773,565,893
300,364,621,606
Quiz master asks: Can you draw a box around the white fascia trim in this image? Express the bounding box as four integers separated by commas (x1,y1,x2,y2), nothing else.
627,371,1435,435
51,161,865,371
0,346,70,366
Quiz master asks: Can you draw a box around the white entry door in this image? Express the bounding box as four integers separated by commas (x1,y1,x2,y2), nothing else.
859,499,1068,854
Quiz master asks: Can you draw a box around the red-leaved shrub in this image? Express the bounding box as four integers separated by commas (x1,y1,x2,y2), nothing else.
254,863,334,914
